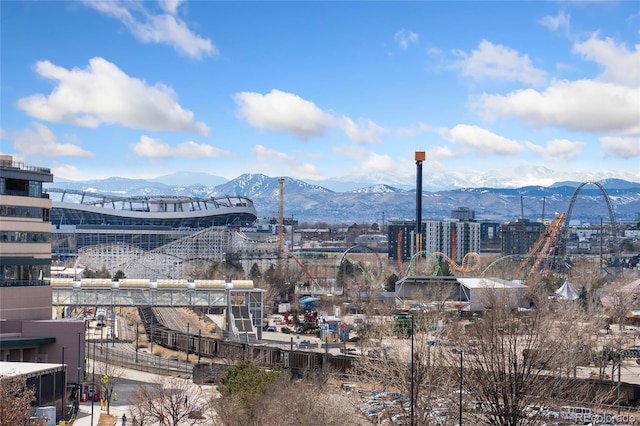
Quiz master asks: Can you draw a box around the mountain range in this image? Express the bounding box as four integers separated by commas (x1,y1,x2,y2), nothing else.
45,173,640,225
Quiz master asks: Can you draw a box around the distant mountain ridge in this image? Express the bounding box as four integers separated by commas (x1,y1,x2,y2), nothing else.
45,174,640,224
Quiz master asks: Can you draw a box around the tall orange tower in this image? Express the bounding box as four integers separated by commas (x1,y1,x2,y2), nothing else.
415,151,425,257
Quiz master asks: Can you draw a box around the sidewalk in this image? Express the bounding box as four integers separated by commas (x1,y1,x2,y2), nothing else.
71,366,164,426
73,399,128,426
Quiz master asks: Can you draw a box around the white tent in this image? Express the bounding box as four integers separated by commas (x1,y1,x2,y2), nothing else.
555,280,579,300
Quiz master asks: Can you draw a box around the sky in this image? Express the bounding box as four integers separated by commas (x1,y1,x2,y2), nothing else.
1,1,639,190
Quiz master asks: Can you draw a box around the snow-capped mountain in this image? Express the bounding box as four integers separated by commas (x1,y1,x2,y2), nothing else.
45,173,640,224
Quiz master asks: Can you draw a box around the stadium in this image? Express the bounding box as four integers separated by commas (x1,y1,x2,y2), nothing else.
46,188,274,280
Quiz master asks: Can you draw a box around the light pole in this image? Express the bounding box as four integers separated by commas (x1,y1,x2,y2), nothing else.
135,323,139,364
459,350,463,426
77,332,82,404
198,329,202,363
410,314,414,426
62,346,66,420
91,339,95,426
111,306,115,347
186,323,190,363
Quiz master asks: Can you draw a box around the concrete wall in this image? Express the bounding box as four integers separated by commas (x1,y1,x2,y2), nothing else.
0,286,53,320
23,320,87,384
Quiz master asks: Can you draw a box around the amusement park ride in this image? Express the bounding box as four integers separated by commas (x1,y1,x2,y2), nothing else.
519,213,567,276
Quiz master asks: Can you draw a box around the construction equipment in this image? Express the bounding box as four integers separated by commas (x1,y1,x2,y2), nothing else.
289,253,322,293
520,213,567,275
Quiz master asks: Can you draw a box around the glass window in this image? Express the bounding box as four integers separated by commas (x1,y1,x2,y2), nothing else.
29,180,43,197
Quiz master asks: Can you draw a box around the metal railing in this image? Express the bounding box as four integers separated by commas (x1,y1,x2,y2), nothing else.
86,341,194,376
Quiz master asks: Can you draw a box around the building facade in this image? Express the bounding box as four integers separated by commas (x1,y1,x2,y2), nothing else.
500,218,544,256
388,219,481,264
0,155,53,319
0,155,85,422
45,188,260,279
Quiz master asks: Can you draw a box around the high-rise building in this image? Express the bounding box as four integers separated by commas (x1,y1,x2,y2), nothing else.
0,155,84,421
388,219,480,264
500,218,544,255
451,206,475,221
0,155,53,320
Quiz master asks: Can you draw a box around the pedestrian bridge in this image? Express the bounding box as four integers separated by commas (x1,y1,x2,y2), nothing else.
49,278,264,308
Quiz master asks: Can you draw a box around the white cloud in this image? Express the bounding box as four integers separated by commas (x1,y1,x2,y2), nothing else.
161,0,185,15
573,34,640,86
331,145,397,174
18,58,209,135
254,144,297,164
394,29,419,49
439,124,526,155
131,135,226,159
8,122,93,157
538,11,570,32
83,0,216,59
525,139,584,162
426,146,457,160
360,152,397,173
50,161,87,181
340,117,386,144
453,40,548,86
600,136,640,158
235,90,334,140
475,79,640,135
234,89,385,144
253,144,324,179
173,141,227,158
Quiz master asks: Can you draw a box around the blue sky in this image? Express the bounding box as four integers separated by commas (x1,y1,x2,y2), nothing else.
1,1,638,190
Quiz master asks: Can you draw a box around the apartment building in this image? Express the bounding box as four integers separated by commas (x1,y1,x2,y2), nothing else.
0,155,85,422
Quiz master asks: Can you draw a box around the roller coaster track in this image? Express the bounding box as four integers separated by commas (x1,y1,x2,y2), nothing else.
408,251,481,276
519,213,566,275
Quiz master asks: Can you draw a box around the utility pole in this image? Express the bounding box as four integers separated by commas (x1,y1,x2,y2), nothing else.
410,314,415,426
135,323,139,364
91,339,95,426
62,346,66,420
77,332,82,405
459,351,463,425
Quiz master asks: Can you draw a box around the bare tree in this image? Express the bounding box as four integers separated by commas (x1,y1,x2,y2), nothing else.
353,314,459,426
211,371,368,426
0,375,36,426
254,375,370,426
449,288,609,425
129,376,211,426
91,358,125,415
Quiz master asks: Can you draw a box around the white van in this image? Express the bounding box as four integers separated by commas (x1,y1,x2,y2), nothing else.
560,406,593,423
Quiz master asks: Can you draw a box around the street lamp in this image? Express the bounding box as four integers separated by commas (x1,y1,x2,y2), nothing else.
135,323,139,364
77,332,82,404
62,346,66,420
91,339,96,426
410,314,414,426
459,350,463,426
